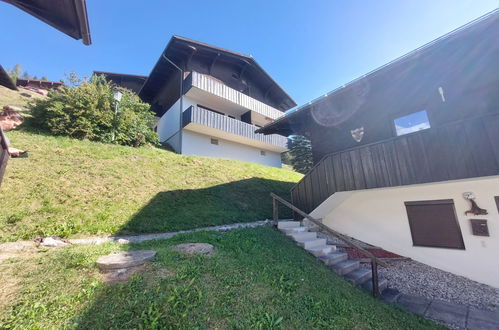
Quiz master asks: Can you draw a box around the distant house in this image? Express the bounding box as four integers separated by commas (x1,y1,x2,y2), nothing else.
258,11,499,288
16,78,63,90
92,71,147,94
138,36,296,167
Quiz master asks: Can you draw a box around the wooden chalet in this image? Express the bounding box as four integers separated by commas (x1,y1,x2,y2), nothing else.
258,10,499,288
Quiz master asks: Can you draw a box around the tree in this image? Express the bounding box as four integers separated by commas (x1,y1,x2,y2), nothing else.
288,135,313,174
41,76,48,81
7,64,22,82
30,74,159,147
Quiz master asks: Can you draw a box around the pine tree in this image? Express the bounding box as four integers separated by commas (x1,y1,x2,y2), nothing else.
288,135,313,174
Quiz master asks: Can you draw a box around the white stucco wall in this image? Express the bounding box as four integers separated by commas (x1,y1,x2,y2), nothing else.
156,97,196,152
311,176,499,288
182,130,282,167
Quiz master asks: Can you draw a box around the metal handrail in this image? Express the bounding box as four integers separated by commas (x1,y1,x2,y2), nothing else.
271,192,386,297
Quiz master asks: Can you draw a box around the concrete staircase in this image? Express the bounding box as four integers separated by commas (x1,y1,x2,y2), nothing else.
277,220,388,294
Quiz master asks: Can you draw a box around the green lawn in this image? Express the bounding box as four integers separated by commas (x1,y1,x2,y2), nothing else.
0,129,301,242
0,227,442,329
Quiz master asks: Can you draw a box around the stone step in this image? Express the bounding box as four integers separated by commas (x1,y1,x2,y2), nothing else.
289,231,317,241
306,244,336,257
344,267,372,285
330,259,360,275
319,252,348,265
280,226,308,235
362,277,389,293
277,221,301,229
297,238,327,249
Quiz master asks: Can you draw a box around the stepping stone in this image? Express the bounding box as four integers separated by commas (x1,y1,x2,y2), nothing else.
467,306,499,330
380,288,402,304
330,259,359,275
277,221,301,229
425,300,467,328
344,268,372,285
397,294,431,316
172,243,214,256
96,250,157,271
319,252,347,265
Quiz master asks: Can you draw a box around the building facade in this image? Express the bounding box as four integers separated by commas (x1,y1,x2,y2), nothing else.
258,11,499,287
139,36,295,168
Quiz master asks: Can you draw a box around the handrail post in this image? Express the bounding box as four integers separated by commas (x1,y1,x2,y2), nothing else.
371,259,379,298
272,196,278,224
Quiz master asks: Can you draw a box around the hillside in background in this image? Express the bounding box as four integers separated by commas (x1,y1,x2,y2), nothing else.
0,87,301,242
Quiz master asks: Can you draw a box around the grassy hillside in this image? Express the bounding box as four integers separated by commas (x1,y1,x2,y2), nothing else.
0,85,301,242
0,227,442,329
0,129,301,242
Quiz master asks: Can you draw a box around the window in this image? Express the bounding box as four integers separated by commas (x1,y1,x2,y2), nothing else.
404,200,465,249
394,110,431,136
210,138,219,145
495,196,499,213
260,150,266,156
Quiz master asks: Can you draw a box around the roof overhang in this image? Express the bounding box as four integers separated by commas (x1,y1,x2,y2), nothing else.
2,0,91,45
139,36,296,110
0,65,18,90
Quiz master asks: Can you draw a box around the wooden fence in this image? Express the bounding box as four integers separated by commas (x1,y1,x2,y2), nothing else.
291,113,499,214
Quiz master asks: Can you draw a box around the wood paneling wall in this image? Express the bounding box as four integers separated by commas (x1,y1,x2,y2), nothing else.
291,113,499,214
0,128,9,187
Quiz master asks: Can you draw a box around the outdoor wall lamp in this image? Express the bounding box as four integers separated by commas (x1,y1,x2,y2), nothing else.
113,90,123,103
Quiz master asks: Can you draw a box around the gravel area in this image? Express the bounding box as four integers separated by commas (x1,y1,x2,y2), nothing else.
363,259,499,312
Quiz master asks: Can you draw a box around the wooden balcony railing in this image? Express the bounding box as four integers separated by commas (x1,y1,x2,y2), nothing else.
291,112,499,214
183,72,285,120
182,105,288,148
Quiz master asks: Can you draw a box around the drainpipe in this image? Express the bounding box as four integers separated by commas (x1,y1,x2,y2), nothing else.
161,54,183,153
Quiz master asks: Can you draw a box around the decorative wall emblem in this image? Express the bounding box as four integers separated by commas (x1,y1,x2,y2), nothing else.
463,192,488,216
350,127,364,142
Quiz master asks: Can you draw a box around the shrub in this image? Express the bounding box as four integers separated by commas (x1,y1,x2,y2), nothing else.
30,75,158,147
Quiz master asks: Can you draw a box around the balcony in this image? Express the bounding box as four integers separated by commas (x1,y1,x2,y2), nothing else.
182,72,285,120
182,105,288,152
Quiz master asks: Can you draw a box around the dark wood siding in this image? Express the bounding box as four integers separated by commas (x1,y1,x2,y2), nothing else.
291,113,499,214
0,128,9,187
404,200,465,249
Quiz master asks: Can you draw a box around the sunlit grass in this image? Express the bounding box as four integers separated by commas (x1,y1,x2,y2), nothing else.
0,227,443,329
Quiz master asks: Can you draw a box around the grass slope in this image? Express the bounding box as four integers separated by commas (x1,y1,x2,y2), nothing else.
0,129,301,242
0,227,442,329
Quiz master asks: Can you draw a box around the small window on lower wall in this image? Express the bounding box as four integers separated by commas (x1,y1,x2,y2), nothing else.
260,150,266,156
210,138,219,145
404,199,465,250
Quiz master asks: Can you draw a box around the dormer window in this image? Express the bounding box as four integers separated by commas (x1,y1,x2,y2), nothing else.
394,110,431,136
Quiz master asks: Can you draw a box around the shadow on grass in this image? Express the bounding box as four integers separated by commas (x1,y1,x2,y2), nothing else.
118,177,295,235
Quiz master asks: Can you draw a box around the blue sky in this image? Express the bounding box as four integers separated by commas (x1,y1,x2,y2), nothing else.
0,1,497,106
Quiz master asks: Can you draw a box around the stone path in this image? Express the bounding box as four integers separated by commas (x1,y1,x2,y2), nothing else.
381,289,499,329
0,220,273,253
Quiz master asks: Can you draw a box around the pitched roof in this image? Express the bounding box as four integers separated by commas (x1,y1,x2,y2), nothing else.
3,0,91,45
257,8,499,136
139,36,296,111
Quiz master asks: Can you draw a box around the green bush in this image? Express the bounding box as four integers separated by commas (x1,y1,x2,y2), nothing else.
30,75,158,147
